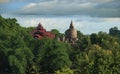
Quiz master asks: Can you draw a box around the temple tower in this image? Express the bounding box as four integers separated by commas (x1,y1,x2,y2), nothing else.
65,20,78,44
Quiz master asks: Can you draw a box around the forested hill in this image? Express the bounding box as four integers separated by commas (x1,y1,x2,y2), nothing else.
0,16,120,74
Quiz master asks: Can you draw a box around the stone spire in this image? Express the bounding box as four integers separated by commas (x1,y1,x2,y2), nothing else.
65,20,78,44
69,20,74,29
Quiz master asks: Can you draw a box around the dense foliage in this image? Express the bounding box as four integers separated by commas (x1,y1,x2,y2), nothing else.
0,16,120,74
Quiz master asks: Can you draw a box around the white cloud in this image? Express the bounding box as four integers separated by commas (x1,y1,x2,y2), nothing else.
5,13,115,34
2,13,120,34
22,3,37,10
103,18,120,22
79,2,94,8
20,0,95,15
15,16,83,33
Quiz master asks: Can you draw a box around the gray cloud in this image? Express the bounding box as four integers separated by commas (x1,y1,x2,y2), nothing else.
0,0,120,17
96,0,120,9
17,0,120,17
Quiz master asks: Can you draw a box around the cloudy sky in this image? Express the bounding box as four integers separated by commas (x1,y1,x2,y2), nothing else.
0,0,120,34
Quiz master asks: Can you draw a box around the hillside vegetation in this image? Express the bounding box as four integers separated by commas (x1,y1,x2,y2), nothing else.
0,16,120,74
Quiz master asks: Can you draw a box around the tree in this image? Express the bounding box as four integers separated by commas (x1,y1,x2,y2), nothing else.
1,15,120,74
90,33,99,44
55,68,74,74
109,26,120,37
32,39,72,73
51,29,60,38
77,30,83,40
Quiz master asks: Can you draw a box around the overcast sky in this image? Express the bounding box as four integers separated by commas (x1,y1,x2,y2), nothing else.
0,0,120,34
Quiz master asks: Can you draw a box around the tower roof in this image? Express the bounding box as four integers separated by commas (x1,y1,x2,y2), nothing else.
37,22,44,30
69,20,74,29
38,22,42,27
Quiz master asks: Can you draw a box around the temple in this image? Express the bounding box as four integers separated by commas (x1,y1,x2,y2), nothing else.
33,21,78,45
58,20,78,44
65,20,78,43
32,23,55,39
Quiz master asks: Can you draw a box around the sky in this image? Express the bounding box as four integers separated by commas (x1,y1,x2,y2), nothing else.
0,0,120,34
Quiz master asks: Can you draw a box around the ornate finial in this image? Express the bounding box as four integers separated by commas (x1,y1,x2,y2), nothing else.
37,22,43,30
70,20,74,28
38,22,42,25
71,20,73,24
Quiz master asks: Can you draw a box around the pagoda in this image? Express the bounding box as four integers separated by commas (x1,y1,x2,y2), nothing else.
58,20,78,44
33,23,55,39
